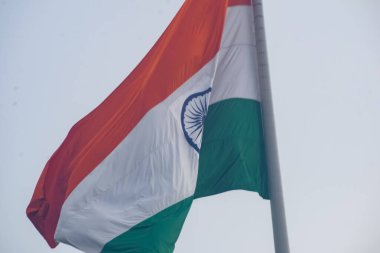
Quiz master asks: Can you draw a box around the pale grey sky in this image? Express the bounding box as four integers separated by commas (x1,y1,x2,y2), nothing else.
1,1,379,253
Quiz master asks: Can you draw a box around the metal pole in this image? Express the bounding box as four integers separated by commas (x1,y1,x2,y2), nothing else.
251,1,290,252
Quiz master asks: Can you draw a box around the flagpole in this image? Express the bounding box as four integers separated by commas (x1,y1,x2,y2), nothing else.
251,1,290,252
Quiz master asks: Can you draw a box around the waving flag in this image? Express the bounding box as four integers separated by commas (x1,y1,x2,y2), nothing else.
26,0,268,252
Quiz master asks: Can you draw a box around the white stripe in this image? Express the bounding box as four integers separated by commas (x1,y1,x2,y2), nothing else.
210,6,261,104
54,6,258,253
55,59,216,253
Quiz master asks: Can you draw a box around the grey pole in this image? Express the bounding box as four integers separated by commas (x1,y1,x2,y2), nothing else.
251,1,290,253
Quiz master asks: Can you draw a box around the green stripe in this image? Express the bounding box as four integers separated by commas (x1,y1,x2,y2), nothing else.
100,197,193,253
100,98,268,253
195,98,269,199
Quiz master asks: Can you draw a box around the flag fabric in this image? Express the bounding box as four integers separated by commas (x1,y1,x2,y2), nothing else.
26,0,269,252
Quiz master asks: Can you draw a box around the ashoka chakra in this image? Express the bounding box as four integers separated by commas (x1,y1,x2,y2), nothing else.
181,88,211,152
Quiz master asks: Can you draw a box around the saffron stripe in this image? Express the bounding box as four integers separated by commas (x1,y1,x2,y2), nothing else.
26,0,228,247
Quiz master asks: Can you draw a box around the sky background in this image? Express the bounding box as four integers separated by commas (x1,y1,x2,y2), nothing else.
1,0,380,252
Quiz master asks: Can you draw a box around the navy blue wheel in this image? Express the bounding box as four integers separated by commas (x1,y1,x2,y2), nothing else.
181,88,212,152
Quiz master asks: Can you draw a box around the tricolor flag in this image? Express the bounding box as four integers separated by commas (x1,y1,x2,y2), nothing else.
27,0,269,252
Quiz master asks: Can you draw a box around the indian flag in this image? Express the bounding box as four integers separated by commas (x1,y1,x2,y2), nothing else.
26,0,269,252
